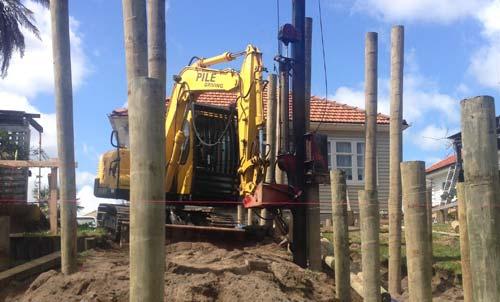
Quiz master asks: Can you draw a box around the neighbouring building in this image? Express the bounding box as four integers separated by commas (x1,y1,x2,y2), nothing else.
426,116,500,210
426,154,457,207
0,110,43,203
108,91,408,223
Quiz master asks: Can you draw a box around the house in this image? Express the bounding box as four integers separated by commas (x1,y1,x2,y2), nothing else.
108,91,408,223
426,154,457,207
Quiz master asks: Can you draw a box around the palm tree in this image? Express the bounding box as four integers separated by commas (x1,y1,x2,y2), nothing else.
0,0,49,78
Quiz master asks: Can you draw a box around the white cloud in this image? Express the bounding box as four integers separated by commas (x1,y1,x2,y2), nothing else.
76,170,95,189
76,171,119,215
469,42,500,89
77,184,112,215
349,0,500,92
410,124,454,151
468,1,500,90
456,83,471,95
331,69,459,124
0,2,89,97
477,0,500,36
354,0,490,23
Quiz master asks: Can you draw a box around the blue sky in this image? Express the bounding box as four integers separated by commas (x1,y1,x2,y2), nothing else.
1,0,499,212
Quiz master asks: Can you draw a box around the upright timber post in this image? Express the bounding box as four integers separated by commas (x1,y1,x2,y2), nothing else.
261,74,278,226
331,170,351,302
123,0,148,93
48,168,58,235
123,1,166,301
359,31,380,302
291,0,307,268
425,187,433,263
401,161,432,302
388,25,404,295
461,96,500,301
304,16,321,271
147,0,166,97
456,182,472,302
50,0,77,275
129,78,165,302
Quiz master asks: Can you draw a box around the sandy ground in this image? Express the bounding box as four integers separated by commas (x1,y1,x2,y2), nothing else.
5,242,338,302
2,238,465,302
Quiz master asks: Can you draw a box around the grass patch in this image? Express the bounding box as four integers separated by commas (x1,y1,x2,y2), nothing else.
77,226,106,237
22,227,106,238
432,223,455,233
322,223,462,275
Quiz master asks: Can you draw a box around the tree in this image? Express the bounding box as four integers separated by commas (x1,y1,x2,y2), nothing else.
0,0,49,77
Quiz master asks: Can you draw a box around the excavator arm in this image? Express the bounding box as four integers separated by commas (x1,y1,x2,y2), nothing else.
164,45,267,199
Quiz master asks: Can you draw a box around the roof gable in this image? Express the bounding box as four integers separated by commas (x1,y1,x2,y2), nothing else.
426,154,457,173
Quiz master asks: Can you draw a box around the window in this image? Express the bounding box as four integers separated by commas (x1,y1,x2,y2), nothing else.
328,139,365,182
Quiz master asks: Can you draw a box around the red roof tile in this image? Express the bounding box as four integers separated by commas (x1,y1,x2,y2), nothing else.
112,91,403,125
426,154,457,173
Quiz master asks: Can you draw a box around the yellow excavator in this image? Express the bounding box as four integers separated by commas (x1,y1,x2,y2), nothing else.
94,45,290,231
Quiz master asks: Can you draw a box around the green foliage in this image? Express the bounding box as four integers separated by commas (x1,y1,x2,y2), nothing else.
0,129,28,159
322,225,463,275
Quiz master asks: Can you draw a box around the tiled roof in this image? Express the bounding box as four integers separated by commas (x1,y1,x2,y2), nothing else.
426,154,457,173
111,91,405,125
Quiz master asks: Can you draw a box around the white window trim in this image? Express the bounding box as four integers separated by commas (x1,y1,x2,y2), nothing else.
328,138,365,185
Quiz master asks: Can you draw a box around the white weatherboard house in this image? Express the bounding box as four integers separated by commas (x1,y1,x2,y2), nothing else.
427,151,500,205
425,155,458,207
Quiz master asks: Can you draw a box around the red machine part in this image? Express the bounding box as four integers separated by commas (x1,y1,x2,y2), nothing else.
243,182,301,208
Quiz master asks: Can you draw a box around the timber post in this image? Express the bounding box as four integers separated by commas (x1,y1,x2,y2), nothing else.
331,170,351,302
456,182,472,302
461,96,500,301
129,77,166,302
425,187,433,263
358,189,381,301
401,161,432,302
359,31,381,302
122,0,148,94
50,0,78,275
48,168,58,235
388,25,404,295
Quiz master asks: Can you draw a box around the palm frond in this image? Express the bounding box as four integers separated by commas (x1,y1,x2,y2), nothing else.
0,0,48,78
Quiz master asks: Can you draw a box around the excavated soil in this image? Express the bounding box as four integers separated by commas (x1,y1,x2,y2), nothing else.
7,242,337,302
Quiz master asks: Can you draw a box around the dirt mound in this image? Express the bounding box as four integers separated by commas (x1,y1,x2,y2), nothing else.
12,242,335,302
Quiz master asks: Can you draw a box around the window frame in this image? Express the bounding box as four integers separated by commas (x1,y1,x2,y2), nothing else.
328,138,366,185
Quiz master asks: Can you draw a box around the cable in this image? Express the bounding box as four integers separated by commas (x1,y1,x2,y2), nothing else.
313,0,330,133
251,208,276,221
188,56,202,65
191,101,235,147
